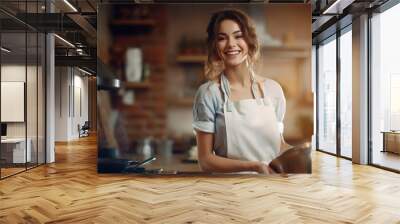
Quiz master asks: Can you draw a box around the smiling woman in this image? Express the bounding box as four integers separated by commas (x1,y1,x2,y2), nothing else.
193,9,293,174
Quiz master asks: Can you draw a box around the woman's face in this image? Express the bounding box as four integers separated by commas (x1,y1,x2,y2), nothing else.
216,19,249,68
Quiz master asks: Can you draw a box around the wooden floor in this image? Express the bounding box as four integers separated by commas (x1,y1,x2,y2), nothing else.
1,136,400,223
1,167,26,178
1,163,46,178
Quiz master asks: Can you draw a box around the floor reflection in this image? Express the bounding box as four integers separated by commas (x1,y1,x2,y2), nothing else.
372,151,400,171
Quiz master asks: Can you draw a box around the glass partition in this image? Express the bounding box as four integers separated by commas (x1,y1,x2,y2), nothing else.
1,31,28,177
0,1,46,179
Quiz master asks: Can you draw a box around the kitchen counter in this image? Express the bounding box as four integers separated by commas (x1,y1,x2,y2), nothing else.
120,152,202,174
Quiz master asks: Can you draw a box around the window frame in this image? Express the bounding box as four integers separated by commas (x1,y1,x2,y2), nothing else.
315,23,353,161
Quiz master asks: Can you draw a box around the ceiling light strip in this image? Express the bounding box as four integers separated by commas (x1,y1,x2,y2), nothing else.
63,0,78,12
1,47,11,53
323,0,355,15
323,0,342,14
54,34,75,48
78,67,93,76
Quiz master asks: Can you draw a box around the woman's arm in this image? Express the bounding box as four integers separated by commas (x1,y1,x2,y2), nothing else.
196,130,272,174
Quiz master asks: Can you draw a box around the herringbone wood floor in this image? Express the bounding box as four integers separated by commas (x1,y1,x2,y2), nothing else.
1,135,400,223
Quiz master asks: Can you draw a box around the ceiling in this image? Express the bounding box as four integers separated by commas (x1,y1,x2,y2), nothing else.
311,0,390,42
0,0,97,72
3,0,389,72
0,0,96,14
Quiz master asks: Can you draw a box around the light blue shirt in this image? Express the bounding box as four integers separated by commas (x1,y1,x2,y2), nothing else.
192,75,286,157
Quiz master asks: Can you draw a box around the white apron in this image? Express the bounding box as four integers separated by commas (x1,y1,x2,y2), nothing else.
221,72,281,164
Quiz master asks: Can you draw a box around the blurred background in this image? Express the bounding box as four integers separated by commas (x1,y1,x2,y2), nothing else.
97,3,312,173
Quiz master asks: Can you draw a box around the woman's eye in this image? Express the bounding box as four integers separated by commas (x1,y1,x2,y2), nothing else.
217,37,226,41
235,35,243,39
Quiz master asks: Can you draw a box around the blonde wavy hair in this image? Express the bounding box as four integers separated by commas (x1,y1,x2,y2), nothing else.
205,9,260,81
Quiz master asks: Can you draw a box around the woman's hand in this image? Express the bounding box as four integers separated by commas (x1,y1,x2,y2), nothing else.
197,130,268,173
256,162,276,174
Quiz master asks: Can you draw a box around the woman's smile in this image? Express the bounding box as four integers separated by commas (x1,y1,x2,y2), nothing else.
225,49,241,55
224,49,243,60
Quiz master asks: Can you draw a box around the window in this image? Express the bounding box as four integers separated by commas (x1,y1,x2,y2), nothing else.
317,36,337,154
316,25,353,159
339,28,352,158
371,2,400,171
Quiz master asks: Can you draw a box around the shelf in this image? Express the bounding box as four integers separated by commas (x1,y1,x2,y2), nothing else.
263,45,308,51
124,81,151,89
176,55,207,64
262,46,309,58
168,98,194,107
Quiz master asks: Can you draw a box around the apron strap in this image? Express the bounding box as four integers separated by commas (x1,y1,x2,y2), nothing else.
221,72,267,109
250,70,263,105
220,75,233,112
250,71,270,106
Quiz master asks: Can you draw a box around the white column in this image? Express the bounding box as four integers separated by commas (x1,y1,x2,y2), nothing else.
46,1,55,163
352,14,369,164
312,45,317,151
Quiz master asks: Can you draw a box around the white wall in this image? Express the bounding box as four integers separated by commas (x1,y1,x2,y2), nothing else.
1,64,46,163
55,67,69,141
1,66,26,137
1,65,36,137
55,67,89,141
72,73,89,138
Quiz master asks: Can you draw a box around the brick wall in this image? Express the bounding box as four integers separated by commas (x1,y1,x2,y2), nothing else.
109,5,167,141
